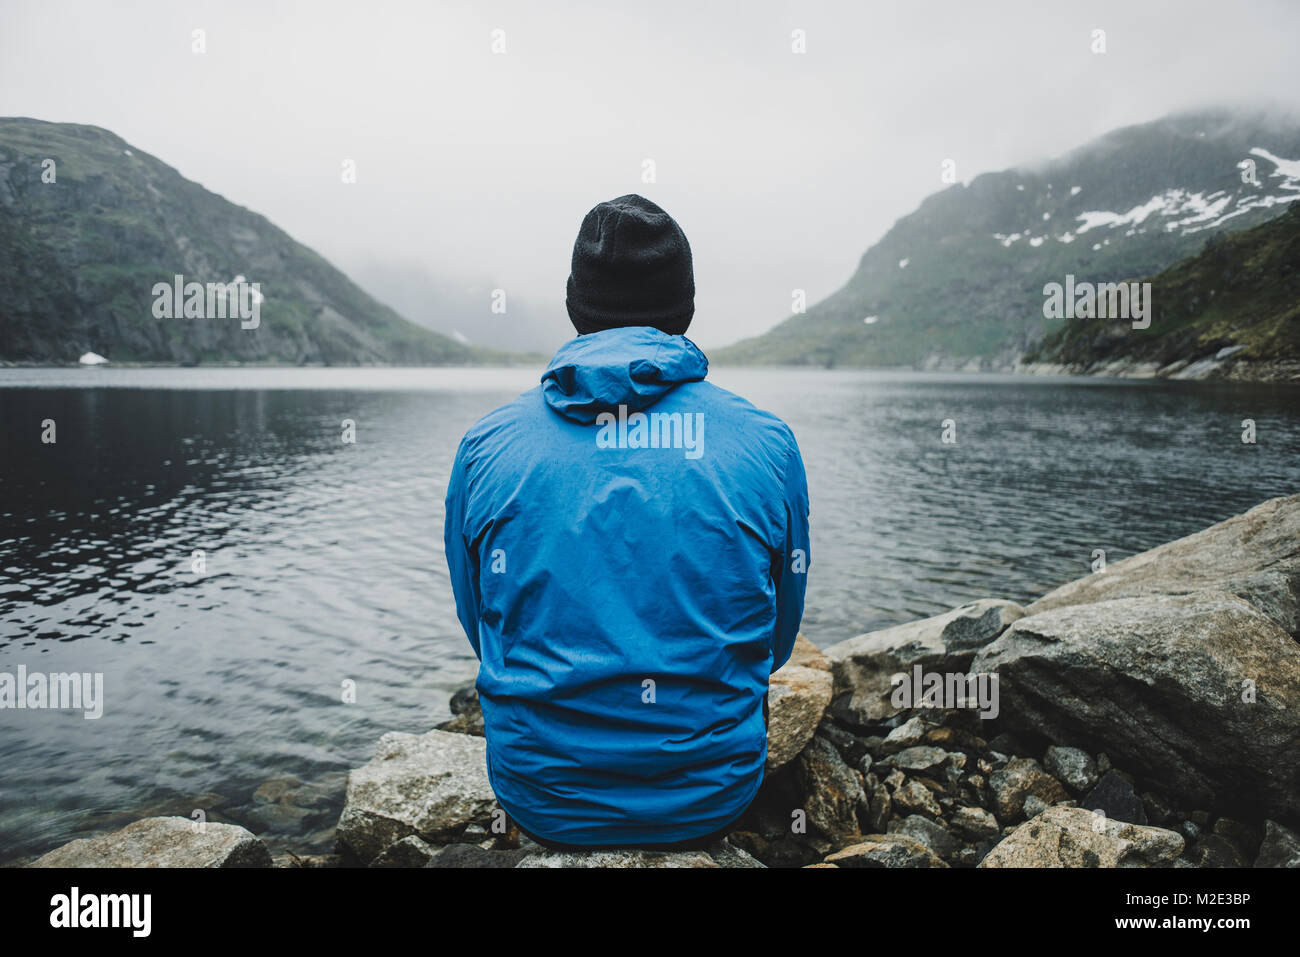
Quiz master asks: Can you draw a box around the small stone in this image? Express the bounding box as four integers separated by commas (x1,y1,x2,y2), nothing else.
1212,818,1261,859
1141,791,1174,827
1082,771,1148,826
988,758,1069,823
861,776,892,833
425,843,531,868
1043,746,1100,793
1023,794,1051,819
888,814,957,860
881,716,928,752
892,746,949,772
893,779,942,819
952,806,1000,840
371,835,439,867
1189,835,1248,868
824,834,948,868
1255,820,1300,868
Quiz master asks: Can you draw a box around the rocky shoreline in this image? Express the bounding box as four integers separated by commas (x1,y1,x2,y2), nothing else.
27,494,1300,868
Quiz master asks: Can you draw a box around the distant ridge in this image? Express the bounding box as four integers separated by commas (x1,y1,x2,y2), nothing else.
0,117,517,365
715,109,1300,369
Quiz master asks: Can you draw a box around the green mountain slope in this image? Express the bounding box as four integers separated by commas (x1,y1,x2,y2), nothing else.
0,118,507,365
716,109,1300,369
1022,203,1300,381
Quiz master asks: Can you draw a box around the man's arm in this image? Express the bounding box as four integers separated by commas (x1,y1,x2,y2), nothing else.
444,437,483,660
771,435,810,672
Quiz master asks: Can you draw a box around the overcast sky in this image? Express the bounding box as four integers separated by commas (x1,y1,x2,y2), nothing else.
4,0,1300,349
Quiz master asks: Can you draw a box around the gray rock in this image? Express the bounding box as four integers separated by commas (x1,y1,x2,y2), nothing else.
889,814,957,859
1188,834,1248,868
766,634,834,771
795,735,865,847
974,593,1300,817
31,816,271,868
1044,745,1100,793
893,779,942,819
825,600,1026,726
1083,771,1148,826
1212,818,1262,858
861,774,892,833
1255,820,1300,867
979,806,1184,868
881,716,928,752
1026,494,1300,636
702,838,768,868
952,806,1000,840
988,758,1069,823
890,746,950,772
424,843,532,868
370,835,439,867
336,729,497,864
824,834,949,868
1023,794,1052,819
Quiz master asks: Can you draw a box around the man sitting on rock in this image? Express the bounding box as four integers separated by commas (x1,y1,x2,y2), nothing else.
444,194,810,848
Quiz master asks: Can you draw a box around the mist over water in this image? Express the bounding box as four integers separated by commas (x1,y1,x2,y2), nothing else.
1,366,1297,862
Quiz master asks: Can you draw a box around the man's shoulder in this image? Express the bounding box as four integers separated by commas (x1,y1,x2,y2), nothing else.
460,385,547,444
680,380,799,451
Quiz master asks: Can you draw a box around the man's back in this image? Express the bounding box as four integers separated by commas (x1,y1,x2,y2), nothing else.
445,326,810,845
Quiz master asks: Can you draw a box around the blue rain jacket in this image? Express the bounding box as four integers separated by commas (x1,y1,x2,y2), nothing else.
444,326,810,845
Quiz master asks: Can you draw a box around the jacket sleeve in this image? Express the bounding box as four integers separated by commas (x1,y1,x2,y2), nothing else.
444,437,483,660
771,434,811,672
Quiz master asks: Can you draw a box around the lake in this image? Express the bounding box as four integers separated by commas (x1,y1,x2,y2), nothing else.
1,365,1298,862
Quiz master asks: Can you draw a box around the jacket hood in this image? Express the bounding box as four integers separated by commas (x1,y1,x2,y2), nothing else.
541,326,709,424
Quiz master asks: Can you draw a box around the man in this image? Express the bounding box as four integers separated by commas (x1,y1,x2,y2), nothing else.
444,194,810,848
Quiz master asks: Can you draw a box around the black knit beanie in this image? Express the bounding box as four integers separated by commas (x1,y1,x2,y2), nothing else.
565,194,695,336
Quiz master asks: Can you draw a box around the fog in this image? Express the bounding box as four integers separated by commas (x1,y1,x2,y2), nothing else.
3,0,1300,349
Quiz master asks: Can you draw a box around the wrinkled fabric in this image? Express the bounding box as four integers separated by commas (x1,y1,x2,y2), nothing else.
444,326,810,845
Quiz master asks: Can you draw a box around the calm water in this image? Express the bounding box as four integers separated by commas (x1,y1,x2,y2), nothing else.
1,366,1298,862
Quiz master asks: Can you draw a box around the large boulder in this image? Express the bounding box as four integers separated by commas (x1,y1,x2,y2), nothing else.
825,600,1025,726
979,806,1184,868
335,729,497,864
766,634,834,770
1026,494,1300,636
973,593,1300,817
31,817,271,868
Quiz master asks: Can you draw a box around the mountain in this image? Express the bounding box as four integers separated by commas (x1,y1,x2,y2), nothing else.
1021,202,1300,381
348,261,571,356
0,118,510,365
715,109,1300,369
